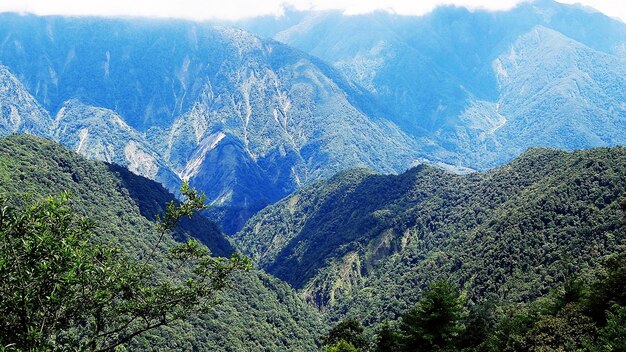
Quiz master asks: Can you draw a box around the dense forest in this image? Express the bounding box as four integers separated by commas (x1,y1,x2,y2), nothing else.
236,147,626,326
320,245,626,351
0,135,323,351
1,135,625,351
1,2,625,350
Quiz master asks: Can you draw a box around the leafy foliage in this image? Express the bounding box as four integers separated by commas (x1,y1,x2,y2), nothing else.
322,319,368,350
486,250,626,352
322,340,361,352
0,135,324,351
367,250,626,351
397,281,465,351
374,322,402,352
0,182,250,351
596,305,626,352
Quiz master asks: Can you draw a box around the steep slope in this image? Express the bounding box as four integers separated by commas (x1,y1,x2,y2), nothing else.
243,0,626,168
0,66,181,197
0,65,52,136
272,10,474,136
0,134,323,350
0,134,232,260
235,147,626,326
53,99,181,191
449,26,626,167
147,29,440,231
0,14,443,232
0,65,181,195
0,15,207,130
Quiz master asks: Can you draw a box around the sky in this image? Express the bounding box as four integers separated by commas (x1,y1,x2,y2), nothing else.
0,0,624,22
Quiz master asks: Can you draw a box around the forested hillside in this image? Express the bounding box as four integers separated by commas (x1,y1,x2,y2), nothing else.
235,147,626,326
2,112,625,352
0,135,324,351
320,249,626,351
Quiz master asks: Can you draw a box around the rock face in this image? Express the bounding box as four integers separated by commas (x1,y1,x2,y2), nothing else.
0,66,52,136
0,14,438,232
53,100,181,190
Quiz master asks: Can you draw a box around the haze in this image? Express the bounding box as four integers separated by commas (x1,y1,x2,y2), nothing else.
0,0,624,22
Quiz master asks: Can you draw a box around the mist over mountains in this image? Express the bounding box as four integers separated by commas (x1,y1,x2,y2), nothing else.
240,0,626,168
0,0,624,231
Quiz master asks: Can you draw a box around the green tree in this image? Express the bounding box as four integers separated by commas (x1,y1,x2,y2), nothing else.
399,281,465,351
323,339,360,352
594,304,626,352
375,322,401,352
457,303,494,351
587,250,626,325
522,303,595,352
0,183,250,351
322,319,368,350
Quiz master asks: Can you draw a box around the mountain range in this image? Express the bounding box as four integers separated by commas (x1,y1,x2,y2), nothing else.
235,146,626,327
1,1,626,349
239,0,626,168
0,13,445,232
1,1,625,232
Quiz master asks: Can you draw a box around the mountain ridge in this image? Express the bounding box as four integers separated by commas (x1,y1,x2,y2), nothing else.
243,0,626,169
234,146,626,326
0,14,443,232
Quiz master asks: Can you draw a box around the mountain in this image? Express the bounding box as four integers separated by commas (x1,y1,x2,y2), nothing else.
0,64,182,194
2,5,626,348
0,134,324,350
240,0,626,169
143,26,438,232
53,99,181,190
4,1,625,233
0,13,445,232
235,146,626,326
0,133,233,261
0,65,52,136
448,25,626,167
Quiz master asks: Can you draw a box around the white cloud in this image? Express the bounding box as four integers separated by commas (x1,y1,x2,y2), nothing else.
557,0,626,22
0,0,623,22
294,0,526,15
0,0,286,20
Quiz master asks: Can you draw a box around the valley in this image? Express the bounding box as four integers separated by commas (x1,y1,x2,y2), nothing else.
0,0,625,350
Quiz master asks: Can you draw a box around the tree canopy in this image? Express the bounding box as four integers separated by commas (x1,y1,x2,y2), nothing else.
0,184,250,351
